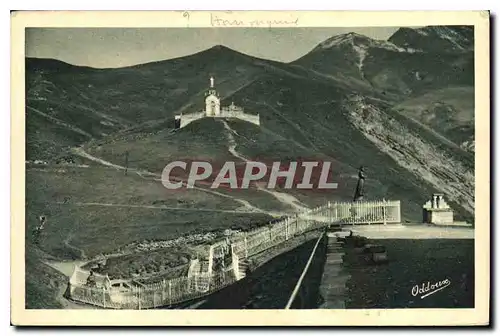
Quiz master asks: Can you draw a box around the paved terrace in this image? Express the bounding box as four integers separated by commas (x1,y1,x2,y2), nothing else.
343,224,474,239
286,223,474,309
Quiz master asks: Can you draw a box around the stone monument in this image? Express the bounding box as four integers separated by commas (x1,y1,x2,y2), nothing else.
422,193,454,225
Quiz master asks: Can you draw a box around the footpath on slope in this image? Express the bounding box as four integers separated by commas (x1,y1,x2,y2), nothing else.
71,147,279,216
221,119,309,213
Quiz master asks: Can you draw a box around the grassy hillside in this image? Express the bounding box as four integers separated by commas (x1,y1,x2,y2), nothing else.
25,48,262,161
25,45,354,161
26,166,278,259
25,246,66,309
29,40,474,221
78,71,473,221
392,86,474,149
84,118,236,173
363,49,473,96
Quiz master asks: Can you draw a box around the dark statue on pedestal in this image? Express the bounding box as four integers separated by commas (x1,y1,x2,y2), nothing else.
353,166,366,202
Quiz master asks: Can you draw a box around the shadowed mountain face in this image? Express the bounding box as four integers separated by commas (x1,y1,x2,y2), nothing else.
25,46,266,159
388,26,474,53
292,27,474,155
25,26,475,223
293,30,474,97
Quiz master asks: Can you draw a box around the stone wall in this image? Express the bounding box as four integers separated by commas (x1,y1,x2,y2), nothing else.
176,112,260,129
232,113,260,126
178,112,205,128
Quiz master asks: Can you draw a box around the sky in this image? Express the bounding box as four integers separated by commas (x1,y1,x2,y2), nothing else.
26,27,399,68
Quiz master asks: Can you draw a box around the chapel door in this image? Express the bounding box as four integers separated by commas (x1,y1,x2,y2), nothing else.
211,101,216,115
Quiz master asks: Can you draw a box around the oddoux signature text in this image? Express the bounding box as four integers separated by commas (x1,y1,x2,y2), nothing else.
412,279,451,299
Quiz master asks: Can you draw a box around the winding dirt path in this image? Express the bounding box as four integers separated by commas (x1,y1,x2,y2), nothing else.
27,106,93,138
71,147,272,215
63,232,87,260
220,119,309,213
52,201,272,214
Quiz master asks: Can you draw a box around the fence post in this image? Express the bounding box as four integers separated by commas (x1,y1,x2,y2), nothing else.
383,202,387,225
285,218,289,240
397,201,401,223
169,280,172,305
335,205,338,224
366,203,371,225
162,279,166,303
103,287,106,308
138,288,141,310
244,235,248,259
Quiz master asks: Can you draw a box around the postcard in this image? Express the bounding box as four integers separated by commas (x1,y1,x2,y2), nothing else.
10,10,490,326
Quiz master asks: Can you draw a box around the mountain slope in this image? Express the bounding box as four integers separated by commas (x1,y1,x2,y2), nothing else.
26,29,475,218
229,74,474,220
293,31,474,98
25,46,263,160
77,67,473,223
294,27,474,153
392,86,475,152
26,45,362,161
388,26,474,53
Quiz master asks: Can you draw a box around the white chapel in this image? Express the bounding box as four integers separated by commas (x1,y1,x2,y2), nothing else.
205,76,221,116
174,76,260,129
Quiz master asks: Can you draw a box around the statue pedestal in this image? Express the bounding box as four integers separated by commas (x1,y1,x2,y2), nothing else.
422,194,454,225
423,208,454,225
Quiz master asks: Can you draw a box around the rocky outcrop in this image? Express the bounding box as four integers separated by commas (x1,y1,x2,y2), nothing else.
343,95,474,216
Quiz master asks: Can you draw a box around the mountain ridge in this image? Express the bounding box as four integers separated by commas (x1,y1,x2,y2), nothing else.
26,25,473,72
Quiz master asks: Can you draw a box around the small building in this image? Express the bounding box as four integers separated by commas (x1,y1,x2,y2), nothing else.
422,193,454,225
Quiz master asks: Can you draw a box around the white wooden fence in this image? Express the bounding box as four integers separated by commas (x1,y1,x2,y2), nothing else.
68,199,401,309
328,200,401,225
